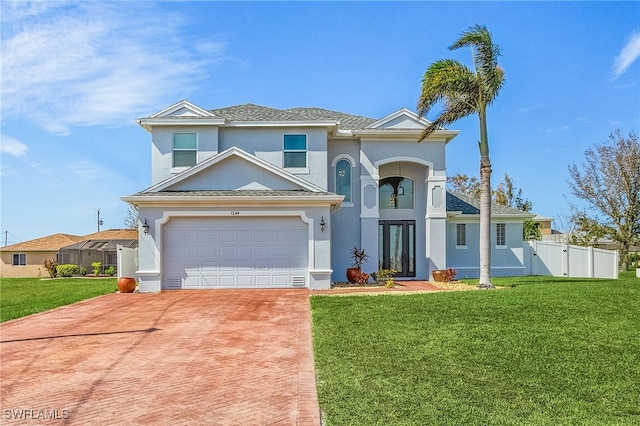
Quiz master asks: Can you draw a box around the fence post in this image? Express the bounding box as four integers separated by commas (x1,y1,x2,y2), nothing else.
562,243,569,277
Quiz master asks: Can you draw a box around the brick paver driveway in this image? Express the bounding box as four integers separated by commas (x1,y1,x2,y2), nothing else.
0,290,320,425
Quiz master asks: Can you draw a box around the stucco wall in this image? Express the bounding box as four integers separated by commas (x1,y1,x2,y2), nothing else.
218,127,328,189
447,219,526,278
150,126,220,185
0,251,56,277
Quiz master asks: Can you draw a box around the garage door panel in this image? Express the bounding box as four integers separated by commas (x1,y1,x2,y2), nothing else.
164,217,309,289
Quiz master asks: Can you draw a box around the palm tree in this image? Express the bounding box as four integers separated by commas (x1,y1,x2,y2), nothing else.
417,25,505,288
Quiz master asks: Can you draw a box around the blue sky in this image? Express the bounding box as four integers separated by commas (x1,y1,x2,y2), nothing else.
1,1,639,244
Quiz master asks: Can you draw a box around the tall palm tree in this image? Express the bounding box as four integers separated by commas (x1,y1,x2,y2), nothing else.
417,25,505,288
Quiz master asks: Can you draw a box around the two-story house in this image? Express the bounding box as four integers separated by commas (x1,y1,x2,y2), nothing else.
122,100,531,291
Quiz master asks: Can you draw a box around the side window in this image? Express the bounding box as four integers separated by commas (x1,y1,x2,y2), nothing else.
173,133,197,167
12,253,26,266
335,159,352,202
283,134,307,168
456,224,466,247
496,223,506,246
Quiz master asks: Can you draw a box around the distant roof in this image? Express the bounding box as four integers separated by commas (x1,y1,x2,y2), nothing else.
209,103,377,130
447,192,535,217
83,229,138,240
0,233,83,252
1,229,138,252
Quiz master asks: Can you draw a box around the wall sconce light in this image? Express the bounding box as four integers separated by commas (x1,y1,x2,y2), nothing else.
142,218,150,235
320,216,326,233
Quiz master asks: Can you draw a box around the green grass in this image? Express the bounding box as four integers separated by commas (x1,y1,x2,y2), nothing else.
311,272,640,425
0,277,118,322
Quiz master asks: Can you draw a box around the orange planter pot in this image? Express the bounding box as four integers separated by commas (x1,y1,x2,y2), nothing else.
346,267,361,283
117,277,137,293
432,270,445,282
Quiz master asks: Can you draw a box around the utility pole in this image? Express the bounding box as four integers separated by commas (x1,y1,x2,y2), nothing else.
97,209,104,232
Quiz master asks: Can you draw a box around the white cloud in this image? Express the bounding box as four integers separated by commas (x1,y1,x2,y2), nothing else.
613,29,640,78
0,135,29,157
1,2,226,135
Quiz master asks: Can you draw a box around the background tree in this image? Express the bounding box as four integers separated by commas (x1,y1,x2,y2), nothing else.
418,25,505,288
447,173,481,197
494,173,533,212
568,130,640,270
123,204,139,230
449,172,538,239
449,172,533,211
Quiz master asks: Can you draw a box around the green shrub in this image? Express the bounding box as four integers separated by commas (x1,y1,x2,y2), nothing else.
80,267,87,276
91,261,102,276
56,264,78,277
104,266,116,276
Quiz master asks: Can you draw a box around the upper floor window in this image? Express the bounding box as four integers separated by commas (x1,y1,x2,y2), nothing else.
173,133,197,167
335,159,352,202
12,253,26,266
496,223,506,246
456,224,467,247
379,177,414,209
283,134,307,168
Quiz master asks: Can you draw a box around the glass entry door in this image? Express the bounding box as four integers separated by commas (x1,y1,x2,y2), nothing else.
378,220,415,277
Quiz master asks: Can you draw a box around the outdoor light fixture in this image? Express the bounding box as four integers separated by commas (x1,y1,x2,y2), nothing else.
142,218,150,235
320,216,326,233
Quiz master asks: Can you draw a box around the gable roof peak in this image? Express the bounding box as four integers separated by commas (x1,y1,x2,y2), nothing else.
149,100,215,119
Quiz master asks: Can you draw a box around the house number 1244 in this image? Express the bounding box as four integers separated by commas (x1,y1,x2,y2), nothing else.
230,211,240,215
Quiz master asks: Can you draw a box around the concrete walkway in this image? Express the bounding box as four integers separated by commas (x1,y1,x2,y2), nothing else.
0,282,448,425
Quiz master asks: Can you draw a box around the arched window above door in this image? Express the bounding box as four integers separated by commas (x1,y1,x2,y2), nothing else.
379,176,414,209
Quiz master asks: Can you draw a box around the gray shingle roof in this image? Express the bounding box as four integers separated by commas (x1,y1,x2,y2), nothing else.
209,104,376,130
447,192,533,216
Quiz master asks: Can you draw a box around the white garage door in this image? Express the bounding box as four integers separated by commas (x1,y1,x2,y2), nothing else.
163,217,308,289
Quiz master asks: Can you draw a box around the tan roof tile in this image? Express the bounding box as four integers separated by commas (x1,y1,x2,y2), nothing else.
0,233,83,252
82,229,138,240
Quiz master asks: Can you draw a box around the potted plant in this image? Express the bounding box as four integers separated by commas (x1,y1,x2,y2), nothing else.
375,268,397,288
432,268,457,282
346,247,368,283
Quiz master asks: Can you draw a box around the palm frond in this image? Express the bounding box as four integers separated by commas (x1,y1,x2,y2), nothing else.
419,98,475,141
417,59,476,117
449,25,504,104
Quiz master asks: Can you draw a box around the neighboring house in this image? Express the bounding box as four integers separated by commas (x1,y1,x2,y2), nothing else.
58,229,138,274
0,233,83,277
0,229,138,278
122,100,531,291
533,214,553,236
446,193,535,279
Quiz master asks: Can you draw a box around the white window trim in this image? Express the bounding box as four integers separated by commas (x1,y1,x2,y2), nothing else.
495,223,507,249
283,134,308,169
12,253,26,266
332,155,355,207
172,132,198,169
456,223,467,249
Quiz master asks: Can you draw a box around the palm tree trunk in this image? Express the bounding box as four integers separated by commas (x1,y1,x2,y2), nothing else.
477,108,494,288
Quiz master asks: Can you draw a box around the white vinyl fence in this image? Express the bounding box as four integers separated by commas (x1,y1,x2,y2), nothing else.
116,245,138,279
524,241,618,279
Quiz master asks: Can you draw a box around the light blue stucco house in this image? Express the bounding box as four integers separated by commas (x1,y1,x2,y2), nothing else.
122,100,533,291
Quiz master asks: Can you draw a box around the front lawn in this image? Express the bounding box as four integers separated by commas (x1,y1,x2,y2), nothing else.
311,273,640,425
0,277,117,322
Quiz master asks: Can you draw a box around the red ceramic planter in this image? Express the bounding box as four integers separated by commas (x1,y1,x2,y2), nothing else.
117,277,137,293
346,267,361,283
